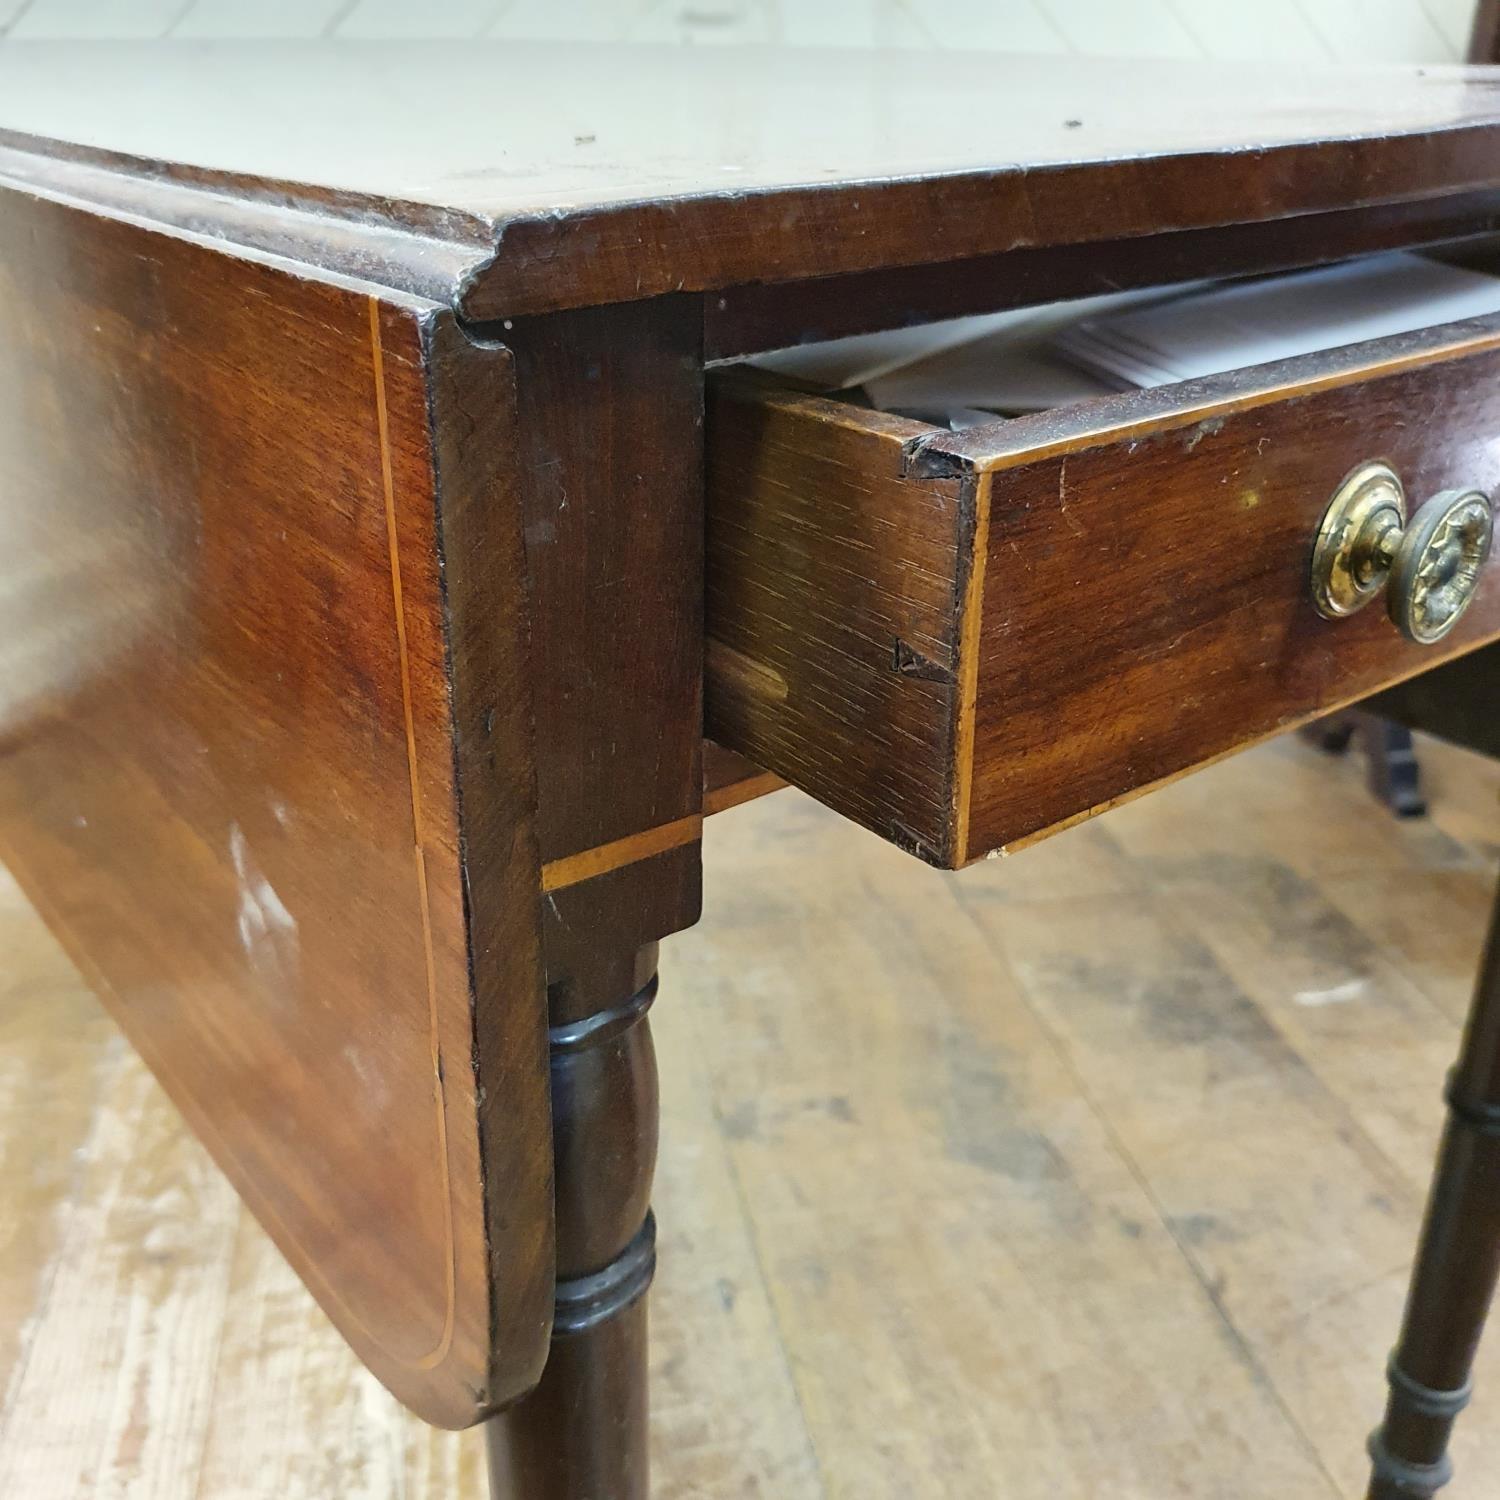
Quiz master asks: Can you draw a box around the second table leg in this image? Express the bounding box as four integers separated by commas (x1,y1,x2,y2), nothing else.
1368,885,1500,1498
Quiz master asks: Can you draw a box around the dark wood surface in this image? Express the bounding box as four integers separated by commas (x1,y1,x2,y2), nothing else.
0,179,553,1428
705,378,967,863
706,197,1500,359
506,301,704,868
946,320,1500,861
9,47,1500,318
503,303,704,1014
707,317,1500,867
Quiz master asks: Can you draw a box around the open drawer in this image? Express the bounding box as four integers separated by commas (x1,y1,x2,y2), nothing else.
704,316,1500,867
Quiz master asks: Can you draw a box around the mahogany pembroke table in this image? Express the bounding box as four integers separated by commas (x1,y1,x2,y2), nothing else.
6,41,1500,1499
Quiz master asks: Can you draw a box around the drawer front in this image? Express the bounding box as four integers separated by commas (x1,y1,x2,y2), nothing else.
706,321,1500,867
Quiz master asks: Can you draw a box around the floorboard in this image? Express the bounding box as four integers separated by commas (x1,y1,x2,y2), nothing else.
1,731,1496,1497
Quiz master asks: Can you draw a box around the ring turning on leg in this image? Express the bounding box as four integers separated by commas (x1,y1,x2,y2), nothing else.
1368,893,1500,1498
488,962,660,1500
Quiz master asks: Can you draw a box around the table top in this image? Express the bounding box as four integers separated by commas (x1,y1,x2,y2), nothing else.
5,43,1500,317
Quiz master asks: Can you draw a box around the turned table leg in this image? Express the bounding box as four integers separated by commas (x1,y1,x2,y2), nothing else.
1368,887,1500,1498
487,949,660,1500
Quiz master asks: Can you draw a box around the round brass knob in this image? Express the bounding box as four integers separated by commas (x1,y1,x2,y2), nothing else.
1388,488,1494,645
1310,462,1406,620
1311,464,1494,644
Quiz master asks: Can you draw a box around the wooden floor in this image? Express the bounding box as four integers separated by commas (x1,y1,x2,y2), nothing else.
3,732,1500,1498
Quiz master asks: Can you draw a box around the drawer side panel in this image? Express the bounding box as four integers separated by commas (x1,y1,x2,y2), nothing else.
705,383,966,862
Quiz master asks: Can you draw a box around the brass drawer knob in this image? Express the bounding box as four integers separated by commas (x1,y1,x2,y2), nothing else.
1311,463,1494,644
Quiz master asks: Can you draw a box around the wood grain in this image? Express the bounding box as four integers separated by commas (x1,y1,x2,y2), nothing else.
705,197,1500,359
705,378,966,862
0,181,551,1426
503,300,704,1011
8,735,1500,1497
707,318,1500,867
951,320,1500,861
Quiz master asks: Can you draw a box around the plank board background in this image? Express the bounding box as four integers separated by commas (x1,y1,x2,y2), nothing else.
0,0,1481,62
3,731,1500,1497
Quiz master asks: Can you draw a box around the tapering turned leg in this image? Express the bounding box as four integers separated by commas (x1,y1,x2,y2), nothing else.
487,949,660,1500
1368,890,1500,1498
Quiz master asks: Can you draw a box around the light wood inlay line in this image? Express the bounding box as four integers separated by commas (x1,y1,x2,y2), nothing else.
541,772,788,890
952,476,992,864
942,323,1500,476
541,814,704,892
368,297,457,1371
704,770,787,816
